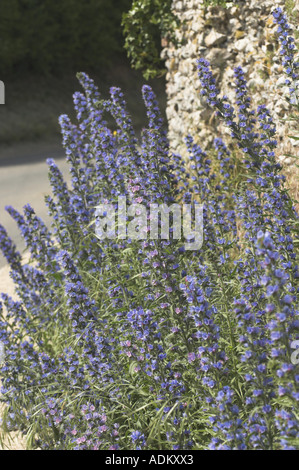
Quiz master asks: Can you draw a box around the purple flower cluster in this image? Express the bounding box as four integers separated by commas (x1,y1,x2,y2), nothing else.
272,7,298,104
0,9,298,450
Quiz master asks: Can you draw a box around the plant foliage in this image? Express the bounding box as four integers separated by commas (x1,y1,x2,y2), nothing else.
0,8,298,450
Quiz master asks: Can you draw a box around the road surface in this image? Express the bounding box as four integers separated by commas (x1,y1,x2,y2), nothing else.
0,142,70,269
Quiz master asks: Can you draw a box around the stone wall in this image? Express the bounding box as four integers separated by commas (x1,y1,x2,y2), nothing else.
162,0,299,167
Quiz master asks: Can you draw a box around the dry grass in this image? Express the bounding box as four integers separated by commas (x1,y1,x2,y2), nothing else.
0,406,26,450
283,163,299,213
278,131,299,213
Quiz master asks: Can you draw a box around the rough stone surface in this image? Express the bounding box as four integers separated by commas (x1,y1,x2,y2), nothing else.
162,0,299,172
204,30,227,47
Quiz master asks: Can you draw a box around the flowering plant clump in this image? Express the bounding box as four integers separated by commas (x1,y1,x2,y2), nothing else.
0,8,298,450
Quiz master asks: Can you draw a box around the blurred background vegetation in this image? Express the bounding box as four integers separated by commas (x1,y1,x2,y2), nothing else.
0,0,236,152
0,0,132,77
0,0,167,151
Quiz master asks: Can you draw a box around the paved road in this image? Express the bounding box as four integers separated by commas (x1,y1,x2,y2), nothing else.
0,143,70,268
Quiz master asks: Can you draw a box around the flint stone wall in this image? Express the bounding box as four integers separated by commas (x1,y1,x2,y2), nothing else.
162,0,299,166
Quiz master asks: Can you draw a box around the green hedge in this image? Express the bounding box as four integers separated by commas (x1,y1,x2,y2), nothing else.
0,0,131,77
122,0,235,80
